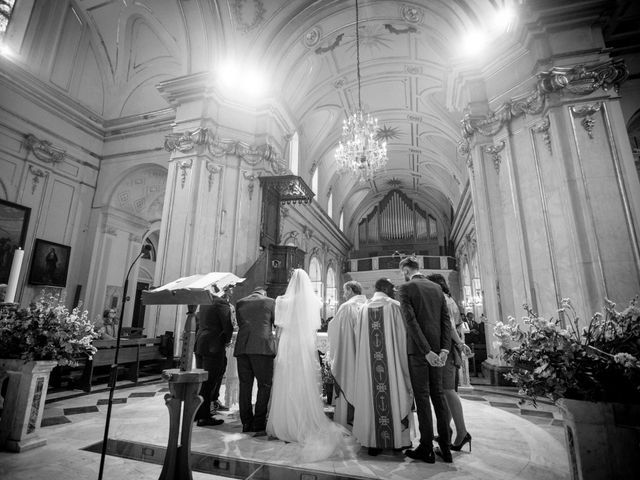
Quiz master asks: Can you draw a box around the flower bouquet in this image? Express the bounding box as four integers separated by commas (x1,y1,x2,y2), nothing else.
0,293,99,366
494,297,640,406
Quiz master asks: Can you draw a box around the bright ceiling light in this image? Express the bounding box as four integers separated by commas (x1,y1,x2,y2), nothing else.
241,68,268,98
0,44,13,57
217,61,268,99
461,31,488,56
218,60,240,89
494,8,515,32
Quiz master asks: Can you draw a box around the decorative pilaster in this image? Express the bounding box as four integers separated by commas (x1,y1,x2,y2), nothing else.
483,141,506,173
177,159,193,189
242,171,261,200
571,103,602,140
531,117,552,155
456,51,638,336
205,161,223,192
28,166,48,195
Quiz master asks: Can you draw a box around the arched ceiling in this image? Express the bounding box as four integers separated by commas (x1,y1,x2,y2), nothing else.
67,0,518,235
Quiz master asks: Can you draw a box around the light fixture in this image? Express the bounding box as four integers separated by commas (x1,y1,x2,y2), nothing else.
217,59,268,99
335,0,387,181
461,30,488,56
0,43,13,57
494,8,515,32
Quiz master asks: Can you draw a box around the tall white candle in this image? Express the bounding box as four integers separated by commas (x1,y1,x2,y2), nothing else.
5,248,24,304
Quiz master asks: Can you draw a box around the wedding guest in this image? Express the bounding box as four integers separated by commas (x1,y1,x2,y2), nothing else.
267,269,354,462
194,294,233,427
102,308,118,338
427,274,473,452
327,281,367,428
212,285,236,413
398,257,452,463
93,313,114,340
351,278,412,456
233,286,276,435
466,311,487,375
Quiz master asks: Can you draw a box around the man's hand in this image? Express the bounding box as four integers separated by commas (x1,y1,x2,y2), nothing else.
438,350,449,365
426,351,443,367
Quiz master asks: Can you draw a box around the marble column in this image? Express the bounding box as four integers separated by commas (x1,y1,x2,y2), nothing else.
151,73,289,346
449,3,640,364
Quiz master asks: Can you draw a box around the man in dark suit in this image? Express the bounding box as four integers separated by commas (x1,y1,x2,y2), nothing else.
194,294,234,426
233,286,276,436
397,257,453,463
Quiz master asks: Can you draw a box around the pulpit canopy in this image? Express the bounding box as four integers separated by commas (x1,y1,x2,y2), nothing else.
141,272,245,305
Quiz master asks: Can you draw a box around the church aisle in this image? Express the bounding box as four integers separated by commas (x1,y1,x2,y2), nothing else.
0,379,569,479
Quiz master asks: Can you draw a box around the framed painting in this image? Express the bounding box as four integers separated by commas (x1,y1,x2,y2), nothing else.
28,239,71,287
0,199,31,284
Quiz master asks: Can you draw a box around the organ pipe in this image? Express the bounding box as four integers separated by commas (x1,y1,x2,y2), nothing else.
357,189,438,245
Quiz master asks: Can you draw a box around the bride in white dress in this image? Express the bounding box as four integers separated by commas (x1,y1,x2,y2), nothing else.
266,269,356,462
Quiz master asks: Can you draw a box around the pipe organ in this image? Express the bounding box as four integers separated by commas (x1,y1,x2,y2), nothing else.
357,189,438,249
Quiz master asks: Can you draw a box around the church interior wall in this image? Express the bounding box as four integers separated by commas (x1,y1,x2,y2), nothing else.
0,69,103,312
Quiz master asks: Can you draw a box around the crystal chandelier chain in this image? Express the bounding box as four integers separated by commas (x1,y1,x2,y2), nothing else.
334,0,388,181
356,0,361,110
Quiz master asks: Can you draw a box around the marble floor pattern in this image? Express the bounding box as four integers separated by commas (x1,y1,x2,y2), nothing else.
0,377,570,479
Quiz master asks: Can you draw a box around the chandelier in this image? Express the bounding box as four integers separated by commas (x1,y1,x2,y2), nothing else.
335,0,387,181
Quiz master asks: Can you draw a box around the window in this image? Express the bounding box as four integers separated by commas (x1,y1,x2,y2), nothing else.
0,0,16,40
339,210,344,231
327,192,333,219
289,131,299,175
311,168,318,195
309,256,323,301
325,266,336,319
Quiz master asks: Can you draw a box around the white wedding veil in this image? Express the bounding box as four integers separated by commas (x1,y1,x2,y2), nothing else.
275,268,322,333
269,269,357,462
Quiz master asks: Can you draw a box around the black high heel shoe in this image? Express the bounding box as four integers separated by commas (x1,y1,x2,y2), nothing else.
450,433,472,452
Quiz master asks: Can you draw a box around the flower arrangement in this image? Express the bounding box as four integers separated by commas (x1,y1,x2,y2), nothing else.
0,293,99,366
319,350,334,385
494,297,640,406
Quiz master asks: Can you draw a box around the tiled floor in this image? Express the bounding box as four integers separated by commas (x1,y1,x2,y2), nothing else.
0,376,570,479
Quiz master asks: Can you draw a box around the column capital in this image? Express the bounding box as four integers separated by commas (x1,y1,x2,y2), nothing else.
458,58,628,152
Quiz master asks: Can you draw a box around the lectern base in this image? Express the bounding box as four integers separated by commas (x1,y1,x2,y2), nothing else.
159,368,208,480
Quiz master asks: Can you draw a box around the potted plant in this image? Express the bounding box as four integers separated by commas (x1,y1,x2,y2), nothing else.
0,293,99,452
494,298,640,480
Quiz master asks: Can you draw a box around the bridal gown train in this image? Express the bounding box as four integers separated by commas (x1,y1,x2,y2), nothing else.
266,269,357,462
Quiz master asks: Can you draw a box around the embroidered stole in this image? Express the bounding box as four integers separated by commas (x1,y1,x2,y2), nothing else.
367,306,394,448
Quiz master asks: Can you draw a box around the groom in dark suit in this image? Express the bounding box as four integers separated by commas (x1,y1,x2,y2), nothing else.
234,286,276,435
397,257,452,463
194,294,234,426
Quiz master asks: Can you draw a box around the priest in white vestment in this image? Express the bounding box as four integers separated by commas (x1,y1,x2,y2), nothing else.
327,281,367,428
352,278,413,455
